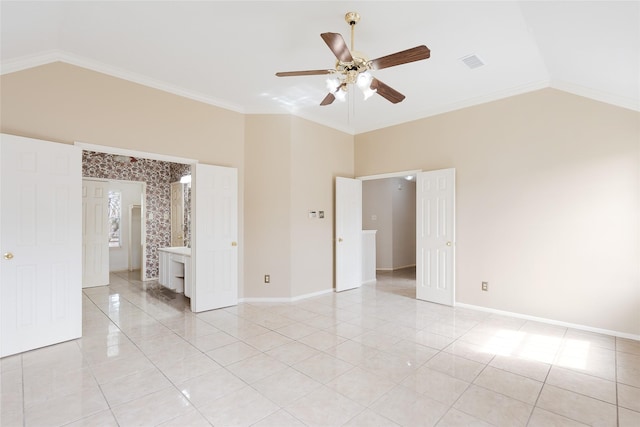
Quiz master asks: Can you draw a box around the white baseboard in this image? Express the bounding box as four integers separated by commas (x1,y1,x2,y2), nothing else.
455,302,640,341
239,288,333,303
376,264,416,272
362,279,377,285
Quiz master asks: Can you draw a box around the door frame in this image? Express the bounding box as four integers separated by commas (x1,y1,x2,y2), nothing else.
75,142,241,312
76,142,193,279
356,168,456,306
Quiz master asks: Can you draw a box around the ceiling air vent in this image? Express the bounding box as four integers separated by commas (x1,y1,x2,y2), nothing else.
460,54,485,69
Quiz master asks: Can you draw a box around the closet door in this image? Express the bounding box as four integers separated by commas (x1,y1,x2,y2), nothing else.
335,177,362,292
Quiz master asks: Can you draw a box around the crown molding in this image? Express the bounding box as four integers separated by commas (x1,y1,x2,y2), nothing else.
551,79,640,112
2,51,636,137
1,50,245,114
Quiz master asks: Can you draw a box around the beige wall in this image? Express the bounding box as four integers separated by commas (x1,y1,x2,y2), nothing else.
0,63,244,166
243,115,354,298
355,88,640,335
244,115,293,298
290,117,354,297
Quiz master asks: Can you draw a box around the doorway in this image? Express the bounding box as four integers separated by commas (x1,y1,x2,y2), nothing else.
77,141,239,313
81,149,191,282
107,180,144,281
354,168,456,306
362,176,417,273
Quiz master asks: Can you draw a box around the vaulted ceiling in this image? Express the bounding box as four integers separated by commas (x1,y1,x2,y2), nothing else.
1,1,638,134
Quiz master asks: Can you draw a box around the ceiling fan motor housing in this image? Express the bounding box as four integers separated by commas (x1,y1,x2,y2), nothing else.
336,53,371,85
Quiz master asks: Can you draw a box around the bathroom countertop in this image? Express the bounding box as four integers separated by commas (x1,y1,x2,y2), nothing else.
158,246,191,256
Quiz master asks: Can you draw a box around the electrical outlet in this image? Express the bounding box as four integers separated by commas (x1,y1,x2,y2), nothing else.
482,281,488,291
264,275,270,284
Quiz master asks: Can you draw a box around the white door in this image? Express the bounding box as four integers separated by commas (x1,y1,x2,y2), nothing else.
191,163,238,312
0,133,82,357
170,182,184,246
416,168,455,305
335,177,362,292
82,179,109,287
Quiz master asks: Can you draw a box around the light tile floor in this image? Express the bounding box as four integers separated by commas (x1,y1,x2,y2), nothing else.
1,268,639,426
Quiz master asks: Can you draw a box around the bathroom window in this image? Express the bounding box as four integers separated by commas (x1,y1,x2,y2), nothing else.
108,191,122,247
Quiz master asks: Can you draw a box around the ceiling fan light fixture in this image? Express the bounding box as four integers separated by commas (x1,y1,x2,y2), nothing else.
334,88,347,102
326,77,341,93
356,71,377,100
362,86,377,100
356,71,373,90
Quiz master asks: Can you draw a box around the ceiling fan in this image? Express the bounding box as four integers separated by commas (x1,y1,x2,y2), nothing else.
276,12,431,106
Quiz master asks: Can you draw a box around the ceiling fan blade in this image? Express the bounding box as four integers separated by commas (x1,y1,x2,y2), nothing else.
275,70,332,77
320,93,336,106
370,78,406,104
370,45,431,70
321,32,353,63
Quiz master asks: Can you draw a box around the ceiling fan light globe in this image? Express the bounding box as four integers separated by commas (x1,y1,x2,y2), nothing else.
326,77,341,93
335,89,347,102
356,71,373,90
362,87,377,100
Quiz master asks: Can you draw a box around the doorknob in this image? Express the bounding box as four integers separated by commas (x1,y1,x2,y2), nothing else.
231,242,237,247
3,252,14,260
338,238,343,242
446,241,452,246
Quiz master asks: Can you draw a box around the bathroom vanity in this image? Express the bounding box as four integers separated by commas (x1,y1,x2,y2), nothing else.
158,247,192,297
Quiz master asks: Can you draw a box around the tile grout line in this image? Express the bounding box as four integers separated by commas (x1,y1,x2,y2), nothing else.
82,285,217,426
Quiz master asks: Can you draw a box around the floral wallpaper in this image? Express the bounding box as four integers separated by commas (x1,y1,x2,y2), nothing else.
82,151,191,279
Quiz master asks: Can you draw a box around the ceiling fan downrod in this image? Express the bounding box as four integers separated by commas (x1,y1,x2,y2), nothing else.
345,12,360,52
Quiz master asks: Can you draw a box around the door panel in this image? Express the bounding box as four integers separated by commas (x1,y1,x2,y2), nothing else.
192,163,238,312
82,179,109,287
1,133,82,357
335,177,362,292
416,168,455,305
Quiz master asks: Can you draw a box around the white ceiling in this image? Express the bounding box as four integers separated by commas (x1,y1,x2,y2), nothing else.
1,1,638,134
